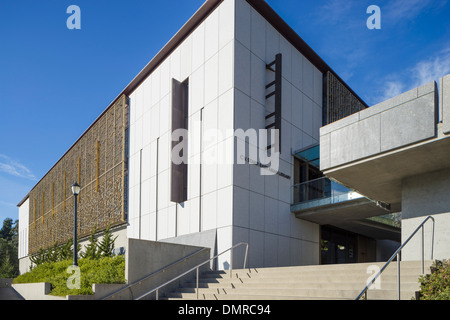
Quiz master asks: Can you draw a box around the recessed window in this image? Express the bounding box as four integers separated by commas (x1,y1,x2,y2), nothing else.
171,78,189,203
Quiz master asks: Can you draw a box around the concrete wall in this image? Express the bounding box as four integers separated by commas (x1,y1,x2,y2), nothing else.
231,0,320,268
319,74,450,262
11,281,127,300
12,282,65,300
18,199,29,261
18,257,32,276
127,0,320,269
127,0,236,270
320,81,438,171
161,229,217,262
441,74,450,134
123,238,210,299
401,168,450,261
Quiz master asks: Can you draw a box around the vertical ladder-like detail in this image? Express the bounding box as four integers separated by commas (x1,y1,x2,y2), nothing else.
265,53,282,153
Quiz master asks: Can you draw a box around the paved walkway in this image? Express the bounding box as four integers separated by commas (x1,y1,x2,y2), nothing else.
0,287,23,300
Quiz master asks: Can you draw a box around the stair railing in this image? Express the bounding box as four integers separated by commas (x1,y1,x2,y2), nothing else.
356,215,435,300
136,242,249,300
101,247,209,300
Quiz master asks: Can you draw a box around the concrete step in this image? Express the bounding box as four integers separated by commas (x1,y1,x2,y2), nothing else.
165,288,417,300
181,280,421,291
203,261,432,278
161,261,430,300
200,270,428,283
198,272,427,283
207,260,431,272
164,293,350,300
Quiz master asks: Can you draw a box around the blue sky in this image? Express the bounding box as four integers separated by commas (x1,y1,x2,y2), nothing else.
0,0,449,223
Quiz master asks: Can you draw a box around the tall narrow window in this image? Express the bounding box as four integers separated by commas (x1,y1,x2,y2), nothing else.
78,158,81,202
96,140,100,192
51,183,55,217
34,200,37,229
171,78,189,203
42,192,45,224
63,171,66,211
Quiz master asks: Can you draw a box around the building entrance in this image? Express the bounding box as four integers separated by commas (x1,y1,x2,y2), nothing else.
320,226,357,264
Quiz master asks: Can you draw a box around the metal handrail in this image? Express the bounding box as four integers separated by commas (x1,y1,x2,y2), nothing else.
136,242,249,300
101,247,209,300
356,215,435,300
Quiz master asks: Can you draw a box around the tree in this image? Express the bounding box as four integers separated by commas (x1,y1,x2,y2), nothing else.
0,218,19,277
98,224,118,257
0,250,15,278
0,218,17,241
29,238,82,267
81,228,99,259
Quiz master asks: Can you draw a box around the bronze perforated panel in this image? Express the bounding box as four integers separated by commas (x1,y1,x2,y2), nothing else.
28,95,129,254
325,71,366,125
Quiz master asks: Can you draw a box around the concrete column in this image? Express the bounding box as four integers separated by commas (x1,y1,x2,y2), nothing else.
442,74,450,134
401,168,450,261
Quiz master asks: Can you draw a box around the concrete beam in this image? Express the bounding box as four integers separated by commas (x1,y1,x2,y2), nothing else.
442,74,450,134
319,79,450,209
320,80,438,172
294,197,390,225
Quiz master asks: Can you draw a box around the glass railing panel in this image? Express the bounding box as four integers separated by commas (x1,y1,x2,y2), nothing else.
291,177,363,207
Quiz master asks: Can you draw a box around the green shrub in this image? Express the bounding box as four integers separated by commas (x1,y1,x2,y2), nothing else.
81,228,99,259
30,225,117,268
29,238,81,267
13,255,125,296
97,224,118,258
418,260,450,300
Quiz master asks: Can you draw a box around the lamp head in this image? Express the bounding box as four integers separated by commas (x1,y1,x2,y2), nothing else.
71,182,81,196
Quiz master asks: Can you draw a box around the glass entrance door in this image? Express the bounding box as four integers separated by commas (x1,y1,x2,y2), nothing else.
321,226,357,264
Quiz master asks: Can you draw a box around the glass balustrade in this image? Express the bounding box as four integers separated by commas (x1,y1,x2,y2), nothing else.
291,177,363,210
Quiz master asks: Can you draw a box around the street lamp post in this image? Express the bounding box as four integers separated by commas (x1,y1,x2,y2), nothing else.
71,182,81,266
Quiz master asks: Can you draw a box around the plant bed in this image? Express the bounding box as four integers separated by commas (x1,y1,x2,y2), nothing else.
13,255,125,296
417,260,450,300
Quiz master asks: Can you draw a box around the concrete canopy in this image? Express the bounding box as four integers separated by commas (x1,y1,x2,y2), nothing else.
323,135,450,212
320,78,450,213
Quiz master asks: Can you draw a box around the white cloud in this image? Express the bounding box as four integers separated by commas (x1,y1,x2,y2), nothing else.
0,200,16,208
0,154,36,181
380,81,405,102
411,47,450,88
376,47,450,104
385,0,432,20
385,0,447,21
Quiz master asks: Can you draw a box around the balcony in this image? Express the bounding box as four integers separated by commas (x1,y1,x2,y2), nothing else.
291,176,391,227
291,177,364,212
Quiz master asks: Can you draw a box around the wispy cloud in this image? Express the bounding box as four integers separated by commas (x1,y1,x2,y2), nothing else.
0,154,36,181
318,0,356,26
375,47,450,103
384,0,448,21
411,47,450,87
380,81,406,102
0,200,16,208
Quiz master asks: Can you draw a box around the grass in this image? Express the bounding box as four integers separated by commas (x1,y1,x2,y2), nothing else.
13,255,125,296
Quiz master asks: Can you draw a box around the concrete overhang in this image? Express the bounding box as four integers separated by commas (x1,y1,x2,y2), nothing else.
294,197,390,225
332,219,401,242
294,198,399,241
322,134,450,212
320,77,450,212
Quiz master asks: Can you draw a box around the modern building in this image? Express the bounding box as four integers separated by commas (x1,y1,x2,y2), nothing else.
17,0,418,276
320,75,450,262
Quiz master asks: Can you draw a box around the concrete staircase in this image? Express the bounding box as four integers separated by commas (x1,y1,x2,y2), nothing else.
0,279,23,300
163,261,432,300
